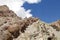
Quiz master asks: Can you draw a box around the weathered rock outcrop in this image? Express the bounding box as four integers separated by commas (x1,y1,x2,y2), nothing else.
15,20,60,40
0,5,38,40
50,20,60,31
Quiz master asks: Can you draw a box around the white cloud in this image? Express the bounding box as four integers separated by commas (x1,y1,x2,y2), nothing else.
17,7,32,18
0,0,41,18
25,0,41,4
0,0,25,12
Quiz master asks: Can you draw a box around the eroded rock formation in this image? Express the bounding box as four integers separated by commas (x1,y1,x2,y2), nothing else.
0,5,38,40
50,20,60,31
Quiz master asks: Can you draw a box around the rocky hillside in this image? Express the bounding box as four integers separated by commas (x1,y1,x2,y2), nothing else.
16,20,60,40
50,20,60,31
0,5,60,40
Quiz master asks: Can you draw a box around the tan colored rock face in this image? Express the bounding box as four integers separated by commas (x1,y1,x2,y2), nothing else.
16,21,60,40
0,5,39,40
7,24,19,33
50,20,60,31
0,5,17,17
0,5,9,12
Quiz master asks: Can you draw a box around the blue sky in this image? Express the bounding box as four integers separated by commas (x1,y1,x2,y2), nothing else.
23,0,60,23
